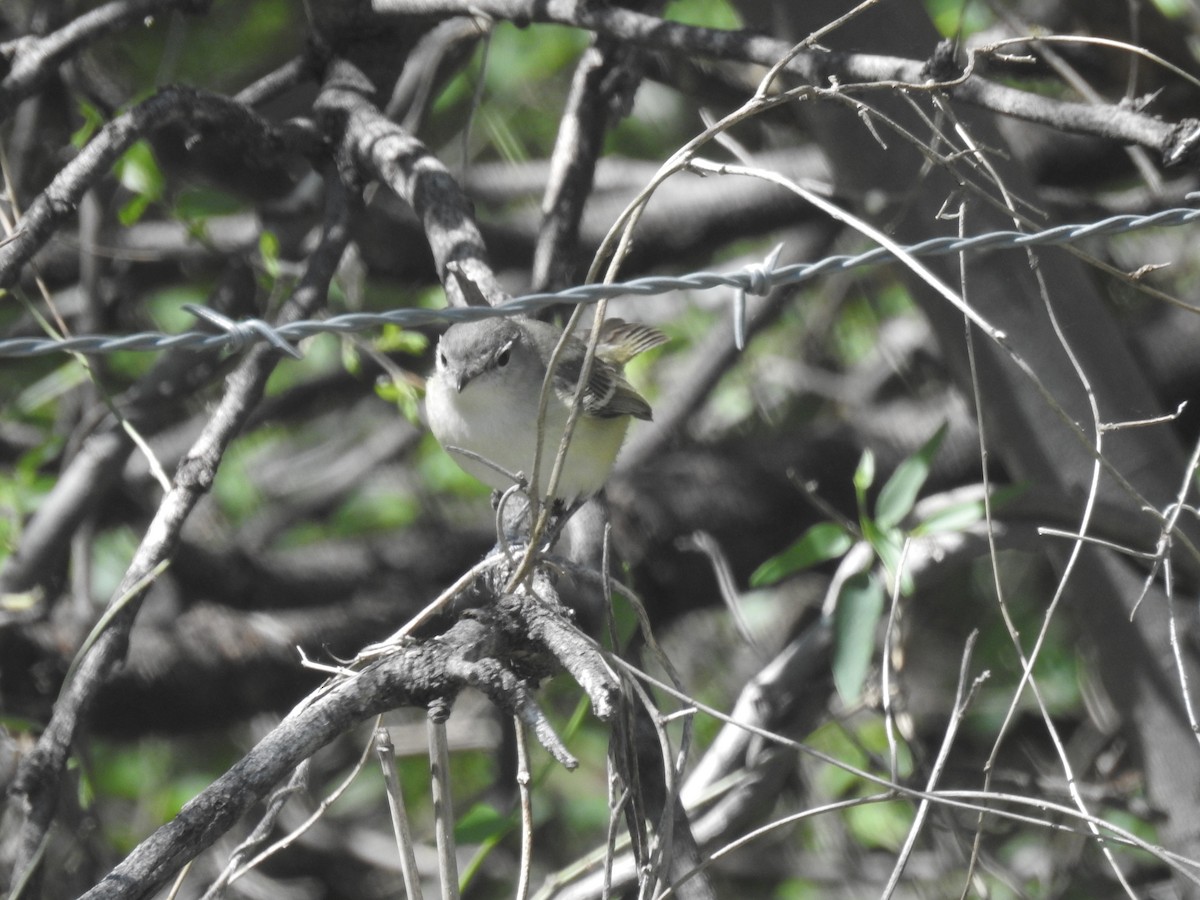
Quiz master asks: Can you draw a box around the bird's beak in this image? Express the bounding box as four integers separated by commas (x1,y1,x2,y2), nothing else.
454,371,470,393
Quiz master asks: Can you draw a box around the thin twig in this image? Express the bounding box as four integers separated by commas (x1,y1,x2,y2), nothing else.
360,553,504,654
514,718,534,900
429,709,460,900
202,761,311,898
880,540,908,785
228,727,378,885
943,114,1138,897
376,727,425,900
607,655,1200,883
881,632,984,898
1164,557,1200,751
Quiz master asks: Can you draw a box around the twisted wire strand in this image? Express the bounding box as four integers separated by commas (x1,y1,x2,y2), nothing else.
2,205,1197,358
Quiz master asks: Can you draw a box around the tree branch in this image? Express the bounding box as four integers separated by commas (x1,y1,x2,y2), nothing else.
314,57,506,307
6,175,351,886
0,87,309,290
371,0,1197,166
74,570,616,899
0,0,212,121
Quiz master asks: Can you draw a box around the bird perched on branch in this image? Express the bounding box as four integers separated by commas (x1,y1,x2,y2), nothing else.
425,316,667,501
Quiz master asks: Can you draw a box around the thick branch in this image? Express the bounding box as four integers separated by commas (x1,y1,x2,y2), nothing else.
314,58,505,307
77,615,484,900
0,0,212,120
6,179,351,883
0,87,305,290
372,0,1194,166
0,264,256,594
74,568,616,899
532,34,645,293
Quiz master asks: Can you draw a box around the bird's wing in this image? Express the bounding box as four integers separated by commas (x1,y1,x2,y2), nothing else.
593,319,669,365
552,351,653,421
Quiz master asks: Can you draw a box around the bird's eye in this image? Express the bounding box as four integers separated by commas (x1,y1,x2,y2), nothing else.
497,346,511,367
438,351,447,368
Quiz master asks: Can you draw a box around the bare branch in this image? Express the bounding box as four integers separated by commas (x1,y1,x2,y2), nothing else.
372,0,1193,164
314,57,506,307
0,87,310,290
7,176,352,887
0,0,212,120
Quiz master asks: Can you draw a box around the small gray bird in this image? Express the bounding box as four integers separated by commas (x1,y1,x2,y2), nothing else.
425,316,667,500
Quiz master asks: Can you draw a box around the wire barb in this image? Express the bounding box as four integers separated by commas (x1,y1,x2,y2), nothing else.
2,206,1199,359
183,303,303,359
733,241,785,350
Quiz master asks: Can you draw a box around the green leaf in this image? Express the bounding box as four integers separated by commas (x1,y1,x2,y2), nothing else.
874,422,947,530
807,721,867,798
16,360,89,413
607,590,640,650
664,0,742,28
911,497,985,536
72,100,105,148
118,193,152,227
331,488,419,535
869,527,913,597
853,449,875,501
457,800,520,891
1147,0,1190,19
910,483,1025,537
174,187,243,221
846,799,914,850
114,140,164,202
454,802,514,844
115,141,164,225
259,231,281,280
833,572,885,703
750,522,853,587
342,340,362,377
375,377,422,424
861,513,912,596
374,324,429,356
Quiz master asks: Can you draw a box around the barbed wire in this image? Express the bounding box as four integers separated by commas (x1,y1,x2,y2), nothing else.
2,204,1198,358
